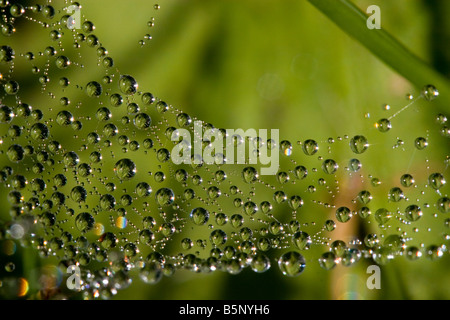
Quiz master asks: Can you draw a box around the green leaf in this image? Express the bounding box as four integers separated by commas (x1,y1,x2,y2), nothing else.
307,0,450,106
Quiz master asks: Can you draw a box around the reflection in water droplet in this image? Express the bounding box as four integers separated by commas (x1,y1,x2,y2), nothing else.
375,118,391,132
421,84,439,101
278,251,306,276
0,3,447,299
114,159,136,180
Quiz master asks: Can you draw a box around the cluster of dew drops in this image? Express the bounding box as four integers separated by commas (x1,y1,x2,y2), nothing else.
0,1,449,299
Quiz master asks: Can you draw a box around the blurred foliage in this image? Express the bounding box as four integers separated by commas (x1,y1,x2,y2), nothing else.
0,0,449,300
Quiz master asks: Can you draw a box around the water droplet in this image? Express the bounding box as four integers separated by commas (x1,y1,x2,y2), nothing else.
96,107,112,121
414,137,428,150
86,81,102,97
230,214,244,228
292,231,311,250
30,123,49,140
375,208,391,225
421,84,439,101
405,246,422,260
56,110,74,126
242,167,258,183
176,113,192,127
99,194,116,210
388,187,404,202
289,195,303,210
358,207,371,218
376,118,391,133
324,220,336,231
156,148,170,162
357,190,372,204
404,204,422,222
331,240,347,257
336,206,352,223
428,173,446,190
5,262,15,272
294,165,308,179
134,113,152,130
318,252,336,270
75,212,95,233
349,135,369,154
155,188,175,206
0,45,14,62
436,197,449,213
190,207,209,225
140,262,162,284
322,159,338,174
400,174,414,187
7,144,25,162
274,190,287,204
210,229,227,246
280,140,293,156
276,171,290,184
114,159,136,180
348,158,362,172
71,186,87,202
63,151,79,167
155,101,168,113
278,251,306,276
364,234,379,247
302,139,319,155
119,75,138,95
135,182,152,197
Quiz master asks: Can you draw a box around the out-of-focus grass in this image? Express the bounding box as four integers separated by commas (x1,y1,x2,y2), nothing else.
88,0,449,299
0,0,449,299
308,0,450,106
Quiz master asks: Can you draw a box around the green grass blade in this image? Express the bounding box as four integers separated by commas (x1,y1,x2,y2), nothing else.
307,0,450,105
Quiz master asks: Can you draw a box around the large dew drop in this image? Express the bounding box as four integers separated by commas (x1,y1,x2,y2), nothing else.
278,251,306,276
75,212,95,233
114,158,137,180
250,253,271,273
119,75,138,95
421,84,439,101
190,207,210,225
349,135,369,154
86,81,102,97
242,167,258,183
155,188,175,206
302,139,319,155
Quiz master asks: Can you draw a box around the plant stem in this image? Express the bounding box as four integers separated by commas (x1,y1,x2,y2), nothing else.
307,0,450,107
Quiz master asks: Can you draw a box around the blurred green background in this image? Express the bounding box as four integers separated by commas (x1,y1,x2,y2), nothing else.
0,0,449,299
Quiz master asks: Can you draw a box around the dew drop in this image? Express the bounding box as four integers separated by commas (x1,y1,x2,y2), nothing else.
318,252,336,270
376,118,392,133
75,212,95,233
85,81,102,97
242,167,258,183
302,139,319,156
278,251,306,276
119,75,138,95
421,84,439,101
404,204,422,222
114,159,137,181
155,188,175,206
322,159,338,174
428,173,446,190
436,197,450,214
349,135,369,154
414,137,428,150
292,231,311,250
336,206,352,223
250,253,271,273
190,207,210,226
